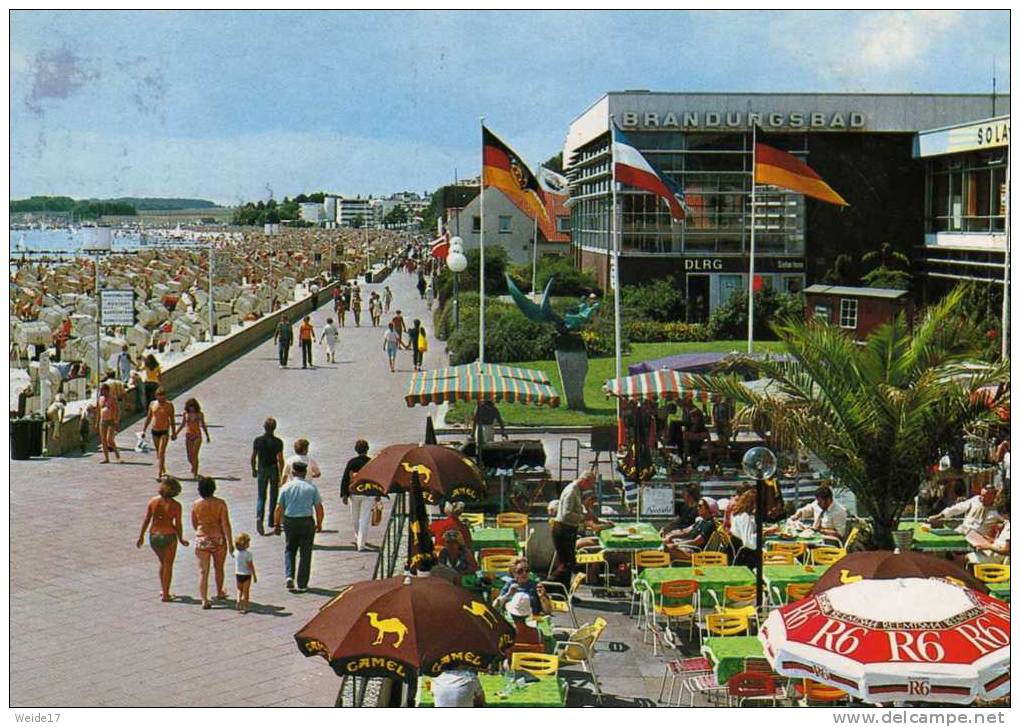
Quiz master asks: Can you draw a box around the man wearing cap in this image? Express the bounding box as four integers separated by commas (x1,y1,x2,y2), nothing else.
929,485,1001,539
550,471,597,586
273,460,324,592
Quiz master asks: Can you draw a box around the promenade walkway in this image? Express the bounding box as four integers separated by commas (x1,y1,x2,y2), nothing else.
10,270,443,707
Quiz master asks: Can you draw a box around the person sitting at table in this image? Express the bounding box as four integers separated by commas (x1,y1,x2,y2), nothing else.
429,501,474,552
928,485,1001,539
431,668,485,707
722,483,751,531
790,484,848,541
665,498,718,557
493,556,551,616
683,402,709,467
966,495,1010,566
661,483,701,540
727,489,759,568
437,529,477,579
470,399,507,450
505,591,546,657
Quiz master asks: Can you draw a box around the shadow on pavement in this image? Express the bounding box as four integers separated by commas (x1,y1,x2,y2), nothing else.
313,544,359,552
303,586,341,597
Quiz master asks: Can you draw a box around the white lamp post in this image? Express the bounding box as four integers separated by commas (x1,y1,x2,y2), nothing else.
447,237,467,329
742,446,777,607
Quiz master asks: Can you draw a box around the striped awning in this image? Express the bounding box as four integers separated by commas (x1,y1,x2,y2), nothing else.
603,370,720,402
417,363,550,384
406,371,560,408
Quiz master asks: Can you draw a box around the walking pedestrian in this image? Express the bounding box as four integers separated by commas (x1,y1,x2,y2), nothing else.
391,310,407,347
341,285,351,327
233,533,257,614
299,316,315,369
340,439,377,551
141,387,176,480
191,476,234,609
383,324,400,373
319,317,340,363
425,279,434,311
137,476,188,603
273,315,293,368
251,417,284,536
351,285,362,327
273,461,324,592
408,318,426,372
417,272,426,300
281,438,322,484
550,471,597,586
180,398,211,478
115,344,132,385
95,382,121,464
309,280,320,310
369,292,382,327
383,285,392,314
142,354,162,409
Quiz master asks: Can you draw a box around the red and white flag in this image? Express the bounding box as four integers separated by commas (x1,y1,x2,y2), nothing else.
612,121,686,221
430,231,450,259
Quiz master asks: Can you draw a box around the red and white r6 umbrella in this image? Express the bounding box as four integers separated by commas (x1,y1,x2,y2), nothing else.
759,578,1009,705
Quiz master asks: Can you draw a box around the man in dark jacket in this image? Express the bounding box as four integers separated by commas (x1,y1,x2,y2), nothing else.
273,314,293,368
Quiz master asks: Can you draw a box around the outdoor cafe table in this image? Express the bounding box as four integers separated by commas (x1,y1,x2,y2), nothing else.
599,522,662,551
702,636,764,685
417,673,566,707
896,522,970,552
635,565,755,604
763,532,828,549
763,564,829,599
472,527,520,552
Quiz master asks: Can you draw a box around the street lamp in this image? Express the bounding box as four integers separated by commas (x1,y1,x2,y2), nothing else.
742,446,777,608
446,236,467,329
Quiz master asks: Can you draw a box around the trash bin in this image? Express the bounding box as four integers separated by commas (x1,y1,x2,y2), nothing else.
364,272,373,284
10,418,34,460
27,415,44,456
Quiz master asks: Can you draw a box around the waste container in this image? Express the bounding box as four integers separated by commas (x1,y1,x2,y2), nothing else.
364,272,373,284
10,418,35,460
27,415,44,456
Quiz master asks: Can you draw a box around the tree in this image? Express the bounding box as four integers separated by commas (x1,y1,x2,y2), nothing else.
821,253,855,285
691,287,1009,549
861,242,911,290
384,205,408,227
543,152,563,174
350,214,363,229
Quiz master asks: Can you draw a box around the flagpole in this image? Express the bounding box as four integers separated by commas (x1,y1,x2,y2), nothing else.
479,117,486,365
747,125,757,355
1002,150,1011,361
532,213,539,299
611,124,623,424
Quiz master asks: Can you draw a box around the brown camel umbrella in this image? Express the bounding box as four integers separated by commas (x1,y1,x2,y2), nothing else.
810,549,988,595
295,575,514,682
350,443,484,504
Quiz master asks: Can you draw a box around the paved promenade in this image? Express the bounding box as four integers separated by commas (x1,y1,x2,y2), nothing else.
10,271,444,707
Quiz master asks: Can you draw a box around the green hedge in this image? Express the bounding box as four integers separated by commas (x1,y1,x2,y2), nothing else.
624,320,709,342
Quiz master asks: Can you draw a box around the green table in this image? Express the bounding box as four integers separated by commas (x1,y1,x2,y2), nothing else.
635,565,755,605
987,582,1011,601
897,522,970,552
764,533,827,548
472,527,520,552
599,521,662,551
417,673,566,707
763,564,828,601
702,636,764,684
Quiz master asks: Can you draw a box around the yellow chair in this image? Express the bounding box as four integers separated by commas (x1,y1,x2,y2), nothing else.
785,582,815,602
691,551,729,567
553,617,607,703
797,679,849,706
630,550,671,618
763,552,796,566
766,542,807,561
510,651,560,677
460,512,485,528
576,548,610,590
843,526,860,551
974,563,1011,583
542,572,586,628
700,612,750,641
809,546,847,566
496,511,529,539
709,584,759,627
481,554,517,578
654,580,701,645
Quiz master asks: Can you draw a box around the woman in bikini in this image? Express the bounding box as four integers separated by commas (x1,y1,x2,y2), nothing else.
180,398,211,478
142,388,176,481
94,383,121,463
137,477,188,602
191,476,234,609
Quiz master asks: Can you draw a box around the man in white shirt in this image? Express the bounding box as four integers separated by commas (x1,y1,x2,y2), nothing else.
431,669,485,707
791,485,848,540
929,486,1000,539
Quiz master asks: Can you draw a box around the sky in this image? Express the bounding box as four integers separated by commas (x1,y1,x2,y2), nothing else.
9,10,1011,205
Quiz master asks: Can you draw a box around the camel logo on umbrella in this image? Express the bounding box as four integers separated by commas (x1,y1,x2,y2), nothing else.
839,569,863,584
462,600,498,629
366,612,408,648
401,462,432,484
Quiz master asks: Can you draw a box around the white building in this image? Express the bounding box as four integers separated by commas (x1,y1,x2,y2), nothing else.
299,202,325,223
337,197,371,227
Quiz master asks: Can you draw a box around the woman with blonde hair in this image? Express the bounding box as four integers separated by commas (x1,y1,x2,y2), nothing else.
137,477,188,602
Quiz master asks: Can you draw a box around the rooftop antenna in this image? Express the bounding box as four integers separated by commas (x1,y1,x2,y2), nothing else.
992,57,997,117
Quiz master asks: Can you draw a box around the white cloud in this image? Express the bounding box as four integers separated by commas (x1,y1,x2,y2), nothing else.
851,11,961,72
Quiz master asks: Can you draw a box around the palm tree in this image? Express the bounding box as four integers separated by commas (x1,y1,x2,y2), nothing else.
690,287,1009,549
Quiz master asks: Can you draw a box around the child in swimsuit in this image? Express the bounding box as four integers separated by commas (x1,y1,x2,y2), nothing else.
234,533,257,614
180,398,211,478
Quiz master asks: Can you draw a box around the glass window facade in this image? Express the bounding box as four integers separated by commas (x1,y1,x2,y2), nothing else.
569,130,807,256
926,149,1008,233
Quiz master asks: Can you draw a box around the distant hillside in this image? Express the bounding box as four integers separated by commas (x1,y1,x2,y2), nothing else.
106,198,220,210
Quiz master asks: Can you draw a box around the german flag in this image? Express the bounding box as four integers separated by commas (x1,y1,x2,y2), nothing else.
483,126,549,221
755,143,848,206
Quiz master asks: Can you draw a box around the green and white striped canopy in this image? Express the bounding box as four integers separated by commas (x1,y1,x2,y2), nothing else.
417,363,551,384
406,370,560,408
603,369,720,402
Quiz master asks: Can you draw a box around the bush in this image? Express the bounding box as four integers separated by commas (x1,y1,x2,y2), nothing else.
620,276,686,322
507,256,600,297
707,289,805,340
624,320,709,342
435,247,510,307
